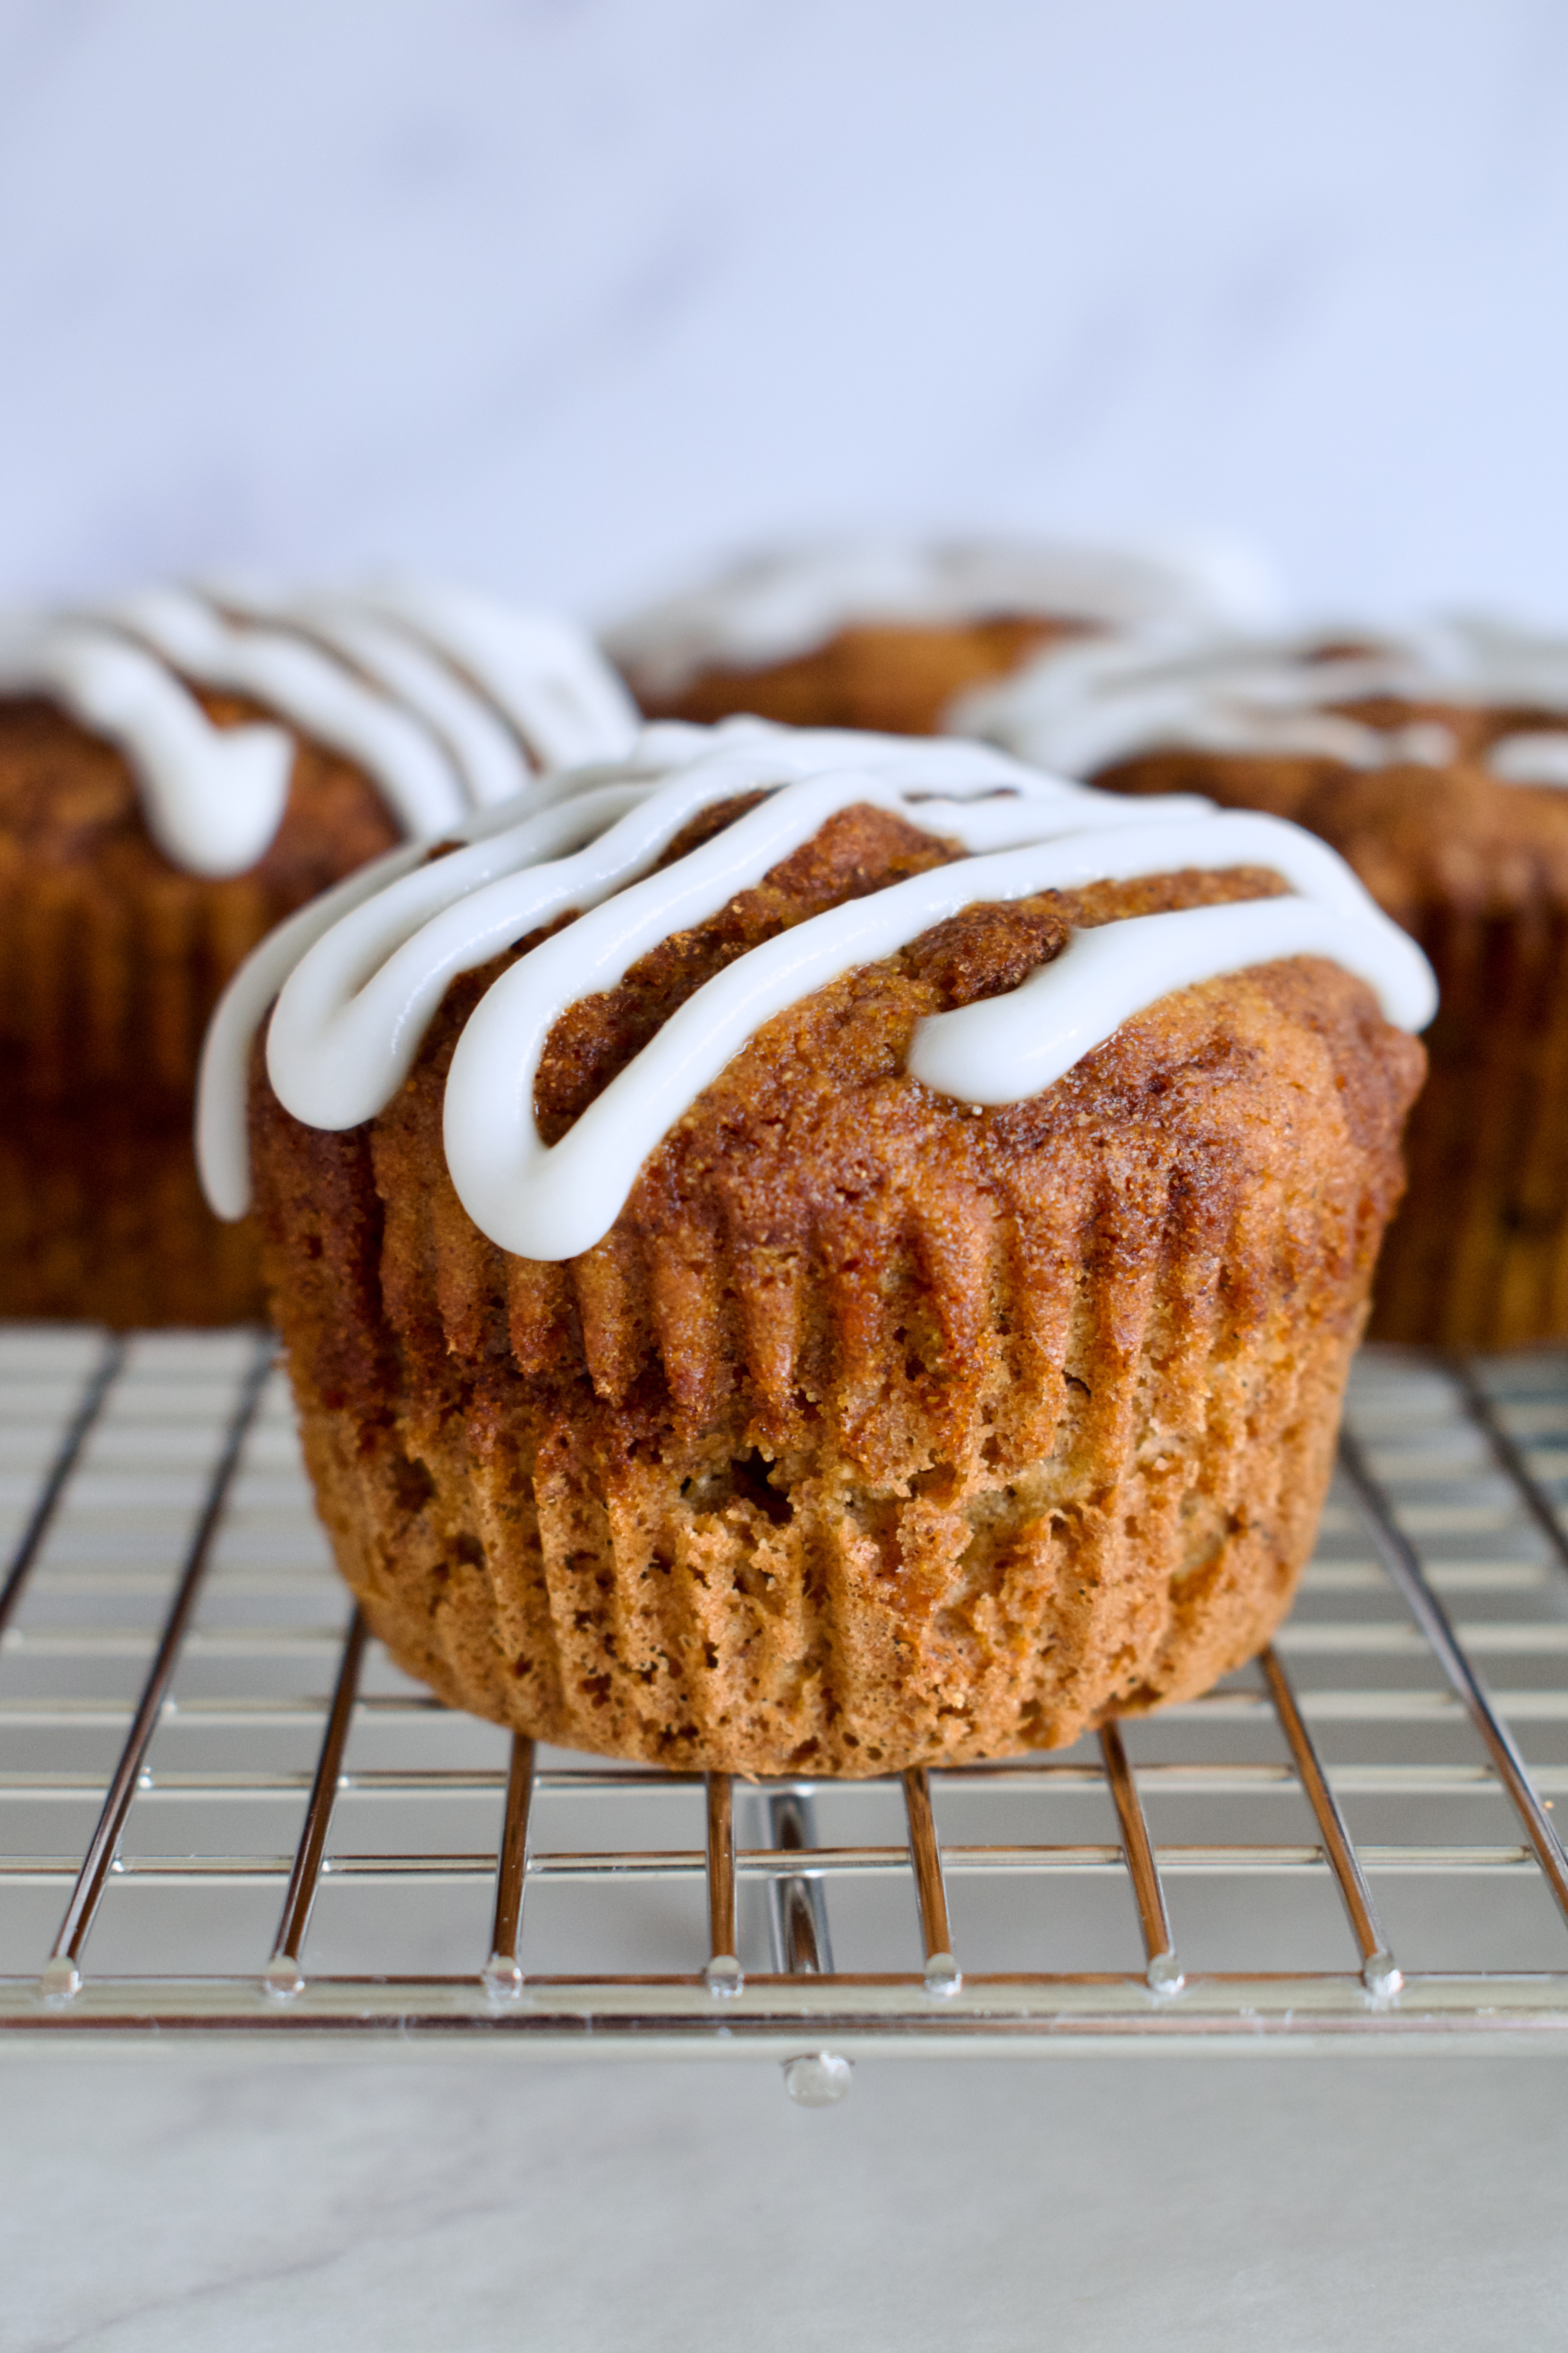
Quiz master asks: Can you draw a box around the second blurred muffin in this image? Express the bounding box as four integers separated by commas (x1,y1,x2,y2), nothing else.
0,580,637,1325
605,537,1266,736
962,619,1568,1348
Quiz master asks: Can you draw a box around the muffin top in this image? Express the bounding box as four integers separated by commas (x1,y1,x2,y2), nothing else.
0,579,638,879
604,537,1267,709
200,719,1433,1260
954,618,1568,774
954,619,1568,925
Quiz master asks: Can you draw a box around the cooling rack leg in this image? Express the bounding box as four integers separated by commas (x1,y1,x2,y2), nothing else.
1099,1721,1182,1993
1448,1356,1568,1582
764,1789,834,1975
484,1736,537,2000
1258,1644,1400,1996
265,1611,369,1998
40,1337,273,2004
1339,1427,1568,1936
901,1767,960,1995
703,1773,742,1994
764,1788,853,2100
17,1331,1568,2055
0,1333,123,1642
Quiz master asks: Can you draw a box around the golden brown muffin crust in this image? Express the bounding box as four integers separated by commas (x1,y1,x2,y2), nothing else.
252,798,1423,1771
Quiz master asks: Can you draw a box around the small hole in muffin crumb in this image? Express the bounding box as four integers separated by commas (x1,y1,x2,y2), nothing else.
390,1455,435,1516
730,1449,792,1524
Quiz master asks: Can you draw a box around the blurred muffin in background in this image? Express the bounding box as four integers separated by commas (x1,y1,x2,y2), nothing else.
604,536,1271,737
959,617,1568,1349
0,580,637,1325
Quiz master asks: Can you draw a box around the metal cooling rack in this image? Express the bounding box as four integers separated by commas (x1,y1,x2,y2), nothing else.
5,1325,1568,2096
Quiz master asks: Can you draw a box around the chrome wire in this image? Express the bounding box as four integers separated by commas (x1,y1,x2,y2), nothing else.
2,1332,1568,2051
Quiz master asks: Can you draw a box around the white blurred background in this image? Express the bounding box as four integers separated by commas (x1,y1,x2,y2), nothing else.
3,0,1566,628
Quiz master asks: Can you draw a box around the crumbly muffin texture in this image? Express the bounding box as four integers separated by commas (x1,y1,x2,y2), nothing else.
254,802,1422,1774
627,616,1084,737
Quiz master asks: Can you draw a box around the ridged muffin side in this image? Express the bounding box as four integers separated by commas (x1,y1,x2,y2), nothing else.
252,806,1423,1773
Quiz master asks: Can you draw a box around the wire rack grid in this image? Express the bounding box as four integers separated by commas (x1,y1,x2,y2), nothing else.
5,1323,1568,2093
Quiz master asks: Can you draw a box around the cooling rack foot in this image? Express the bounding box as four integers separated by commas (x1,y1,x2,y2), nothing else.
923,1951,962,1997
1147,1952,1185,1995
783,2052,853,2107
39,1957,80,2004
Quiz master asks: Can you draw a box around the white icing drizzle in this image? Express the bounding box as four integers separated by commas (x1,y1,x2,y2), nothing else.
1,579,640,880
213,589,534,809
197,721,1435,1262
1488,733,1568,788
955,617,1568,787
356,578,643,774
0,619,294,877
98,586,467,841
603,536,1274,699
197,839,433,1208
195,723,732,1216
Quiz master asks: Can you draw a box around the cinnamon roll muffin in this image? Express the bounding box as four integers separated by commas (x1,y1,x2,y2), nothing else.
201,720,1430,1773
960,620,1568,1348
605,537,1265,738
0,580,637,1324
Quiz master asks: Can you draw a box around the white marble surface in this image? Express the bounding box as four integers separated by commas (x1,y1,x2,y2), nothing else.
1,2052,1564,2350
1,0,1567,624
